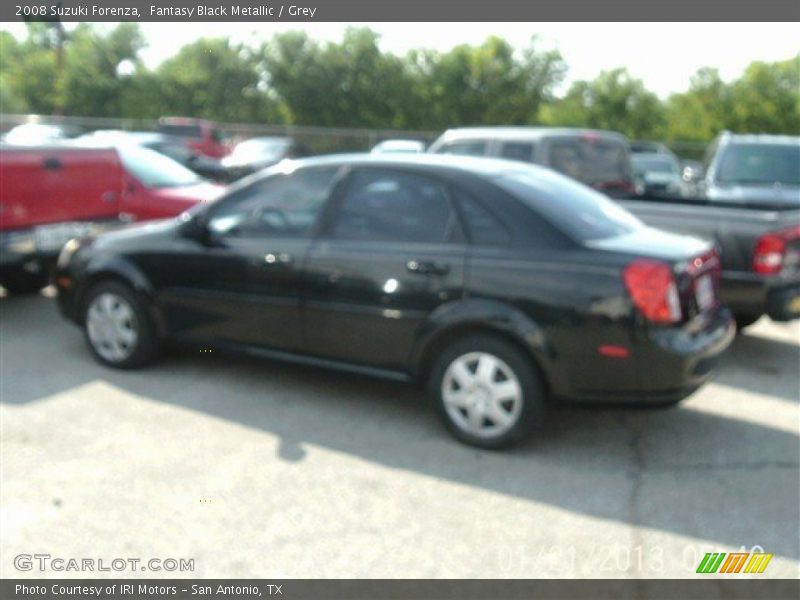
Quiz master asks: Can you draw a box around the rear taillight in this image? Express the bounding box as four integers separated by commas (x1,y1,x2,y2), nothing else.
623,259,682,324
753,226,800,275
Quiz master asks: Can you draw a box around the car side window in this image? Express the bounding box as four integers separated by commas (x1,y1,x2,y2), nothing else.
453,189,512,246
500,142,535,163
208,167,338,238
332,170,459,243
437,141,487,157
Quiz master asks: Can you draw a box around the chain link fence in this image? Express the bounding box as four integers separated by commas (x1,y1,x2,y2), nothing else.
0,113,708,158
0,114,439,154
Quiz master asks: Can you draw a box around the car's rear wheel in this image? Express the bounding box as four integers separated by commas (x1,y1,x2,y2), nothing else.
83,281,159,368
428,335,545,449
1,268,49,295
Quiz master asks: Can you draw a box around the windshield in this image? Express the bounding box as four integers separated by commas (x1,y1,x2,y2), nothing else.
716,142,800,186
546,136,632,186
232,139,289,158
495,166,643,242
633,156,679,174
117,144,202,188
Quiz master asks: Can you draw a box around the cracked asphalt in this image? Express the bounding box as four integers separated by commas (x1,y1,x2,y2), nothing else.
1,290,798,578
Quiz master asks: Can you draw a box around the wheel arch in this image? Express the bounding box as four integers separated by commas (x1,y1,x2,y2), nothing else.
411,300,556,395
76,258,163,333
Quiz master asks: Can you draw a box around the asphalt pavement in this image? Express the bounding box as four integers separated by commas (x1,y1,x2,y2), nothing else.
1,289,798,578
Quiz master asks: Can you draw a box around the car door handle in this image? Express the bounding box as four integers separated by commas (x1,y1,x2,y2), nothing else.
264,252,293,265
406,260,450,275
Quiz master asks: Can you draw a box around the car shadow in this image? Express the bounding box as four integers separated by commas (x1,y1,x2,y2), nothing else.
2,293,799,562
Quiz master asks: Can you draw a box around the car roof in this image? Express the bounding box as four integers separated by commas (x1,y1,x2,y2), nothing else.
436,126,630,143
271,152,554,179
238,136,292,143
79,130,168,143
721,133,800,145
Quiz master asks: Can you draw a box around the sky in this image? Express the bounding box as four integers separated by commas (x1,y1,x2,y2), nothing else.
2,22,798,97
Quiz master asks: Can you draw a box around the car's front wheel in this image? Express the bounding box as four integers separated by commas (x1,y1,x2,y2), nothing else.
428,335,545,449
83,281,159,368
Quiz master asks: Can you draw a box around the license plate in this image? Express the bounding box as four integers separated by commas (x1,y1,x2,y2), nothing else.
34,222,95,252
695,274,715,311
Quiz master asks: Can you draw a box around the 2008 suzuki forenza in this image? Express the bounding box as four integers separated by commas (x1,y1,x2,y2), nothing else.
55,154,735,448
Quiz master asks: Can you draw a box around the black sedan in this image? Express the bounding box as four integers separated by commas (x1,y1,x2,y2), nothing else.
55,154,735,448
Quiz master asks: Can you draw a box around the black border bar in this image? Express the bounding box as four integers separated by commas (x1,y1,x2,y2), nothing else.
3,579,800,600
4,0,800,22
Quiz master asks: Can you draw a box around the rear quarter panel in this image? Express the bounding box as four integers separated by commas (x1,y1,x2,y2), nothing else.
463,245,639,399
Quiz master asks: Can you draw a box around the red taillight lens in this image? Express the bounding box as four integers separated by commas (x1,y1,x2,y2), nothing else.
623,259,682,324
753,226,800,275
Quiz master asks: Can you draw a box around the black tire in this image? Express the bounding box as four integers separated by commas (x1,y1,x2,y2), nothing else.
427,334,545,449
734,312,761,330
82,280,159,369
1,268,49,295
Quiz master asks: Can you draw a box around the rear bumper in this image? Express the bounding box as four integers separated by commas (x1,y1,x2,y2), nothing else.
721,271,800,321
562,306,735,405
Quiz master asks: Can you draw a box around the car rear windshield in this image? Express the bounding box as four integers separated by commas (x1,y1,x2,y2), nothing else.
546,136,632,186
157,124,203,139
494,167,643,242
716,142,800,186
118,144,202,188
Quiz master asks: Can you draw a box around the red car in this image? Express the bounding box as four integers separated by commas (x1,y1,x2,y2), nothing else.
156,117,231,159
0,142,224,294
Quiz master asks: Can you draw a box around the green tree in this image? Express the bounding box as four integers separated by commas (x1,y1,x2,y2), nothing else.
727,55,800,134
262,28,416,128
62,24,145,117
145,37,282,123
408,36,565,128
541,68,666,139
662,68,733,142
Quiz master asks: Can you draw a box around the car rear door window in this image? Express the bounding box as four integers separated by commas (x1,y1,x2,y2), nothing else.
500,142,535,163
453,189,512,245
208,166,339,238
332,170,459,243
437,141,488,157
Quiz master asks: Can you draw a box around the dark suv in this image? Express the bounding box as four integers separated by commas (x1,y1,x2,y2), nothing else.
428,127,637,197
55,154,734,448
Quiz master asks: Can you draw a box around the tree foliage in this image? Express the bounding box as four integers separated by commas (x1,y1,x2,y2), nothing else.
2,24,798,143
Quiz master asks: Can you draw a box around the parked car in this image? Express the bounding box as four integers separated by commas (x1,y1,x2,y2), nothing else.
221,137,311,180
2,123,83,145
700,133,800,207
428,127,636,197
0,143,224,294
156,117,230,159
371,139,426,154
630,140,677,158
78,130,229,182
620,133,800,328
55,154,734,448
632,152,685,197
